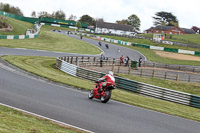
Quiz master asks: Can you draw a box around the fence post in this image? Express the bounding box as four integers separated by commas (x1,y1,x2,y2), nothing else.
70,57,73,64
152,70,155,78
76,57,79,66
112,63,115,73
67,57,69,62
188,75,191,82
193,67,195,73
128,66,131,74
176,73,179,81
140,69,143,76
117,62,120,73
164,72,167,79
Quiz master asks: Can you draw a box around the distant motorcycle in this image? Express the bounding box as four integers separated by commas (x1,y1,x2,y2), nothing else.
98,41,102,46
105,44,109,49
88,81,115,103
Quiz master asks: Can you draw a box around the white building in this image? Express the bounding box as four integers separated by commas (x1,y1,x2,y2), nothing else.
95,21,136,36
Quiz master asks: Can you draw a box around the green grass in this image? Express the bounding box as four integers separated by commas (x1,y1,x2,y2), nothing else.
129,46,200,66
139,33,200,45
0,25,101,54
1,55,200,122
98,34,200,52
0,16,33,35
0,104,86,133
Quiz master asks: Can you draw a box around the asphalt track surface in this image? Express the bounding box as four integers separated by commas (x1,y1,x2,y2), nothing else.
0,33,200,133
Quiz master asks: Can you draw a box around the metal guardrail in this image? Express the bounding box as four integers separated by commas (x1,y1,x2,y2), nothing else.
56,56,200,108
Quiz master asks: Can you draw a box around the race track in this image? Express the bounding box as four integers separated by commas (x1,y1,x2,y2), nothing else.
0,33,199,133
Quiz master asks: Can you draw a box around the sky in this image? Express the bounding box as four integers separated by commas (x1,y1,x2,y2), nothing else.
1,0,200,32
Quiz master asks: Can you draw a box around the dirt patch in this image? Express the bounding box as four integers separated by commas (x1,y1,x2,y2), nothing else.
155,51,200,61
0,17,13,31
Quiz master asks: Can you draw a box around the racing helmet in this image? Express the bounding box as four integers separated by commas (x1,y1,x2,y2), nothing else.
109,71,114,76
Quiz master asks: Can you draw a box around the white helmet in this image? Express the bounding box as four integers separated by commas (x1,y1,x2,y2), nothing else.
109,71,114,75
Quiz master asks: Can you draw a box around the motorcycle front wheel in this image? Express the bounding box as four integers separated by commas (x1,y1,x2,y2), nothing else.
100,90,111,103
88,90,94,99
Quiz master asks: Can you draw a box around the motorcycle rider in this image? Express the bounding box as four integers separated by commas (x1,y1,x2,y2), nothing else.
98,71,115,92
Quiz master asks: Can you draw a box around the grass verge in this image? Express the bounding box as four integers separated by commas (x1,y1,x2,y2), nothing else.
0,25,101,55
0,104,86,133
1,55,200,122
0,16,33,35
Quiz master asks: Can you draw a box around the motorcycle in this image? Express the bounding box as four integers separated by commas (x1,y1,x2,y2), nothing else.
98,41,102,46
88,81,115,103
105,44,109,49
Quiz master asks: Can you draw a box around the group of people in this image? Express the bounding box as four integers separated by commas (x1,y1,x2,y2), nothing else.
120,55,130,67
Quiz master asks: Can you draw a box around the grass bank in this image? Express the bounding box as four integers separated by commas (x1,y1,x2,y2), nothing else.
138,33,200,45
0,16,33,35
0,104,86,133
98,34,200,52
1,55,200,122
0,25,101,54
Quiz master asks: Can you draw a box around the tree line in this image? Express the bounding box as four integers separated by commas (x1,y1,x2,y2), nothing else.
0,2,23,16
0,2,182,32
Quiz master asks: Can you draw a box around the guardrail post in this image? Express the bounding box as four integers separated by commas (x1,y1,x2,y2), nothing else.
176,73,179,81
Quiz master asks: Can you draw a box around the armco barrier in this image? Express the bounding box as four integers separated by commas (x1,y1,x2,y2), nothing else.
0,34,38,39
56,57,200,108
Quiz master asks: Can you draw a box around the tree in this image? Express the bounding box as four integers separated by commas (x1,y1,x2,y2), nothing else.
75,21,82,30
127,14,141,31
52,10,66,20
10,7,23,16
68,14,77,21
79,14,95,26
2,4,10,12
0,3,23,16
31,11,36,18
153,11,178,26
116,19,129,25
37,11,52,18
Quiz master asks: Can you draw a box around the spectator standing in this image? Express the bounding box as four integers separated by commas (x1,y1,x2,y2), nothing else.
138,56,142,67
120,55,124,65
125,56,130,67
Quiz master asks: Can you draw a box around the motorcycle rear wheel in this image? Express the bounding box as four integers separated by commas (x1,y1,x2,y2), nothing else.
88,90,94,99
100,90,111,103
